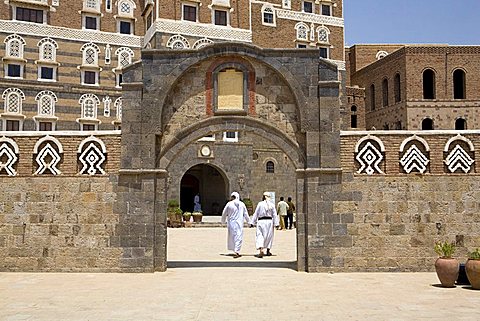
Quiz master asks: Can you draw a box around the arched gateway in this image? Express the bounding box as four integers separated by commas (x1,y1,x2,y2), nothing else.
119,43,343,272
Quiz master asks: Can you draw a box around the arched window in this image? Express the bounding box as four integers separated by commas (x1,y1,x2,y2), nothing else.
423,69,436,99
81,43,100,66
266,161,275,173
382,79,389,107
262,5,275,26
453,69,466,99
317,26,330,44
2,88,25,114
370,84,376,111
422,118,434,130
79,94,100,119
118,0,136,17
394,73,401,103
376,51,388,60
114,97,122,121
166,35,190,49
350,105,357,129
115,47,134,69
35,91,57,117
455,118,466,130
38,38,58,62
5,34,25,58
295,22,308,41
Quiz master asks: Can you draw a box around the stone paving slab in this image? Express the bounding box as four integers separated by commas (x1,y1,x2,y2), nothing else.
0,228,479,321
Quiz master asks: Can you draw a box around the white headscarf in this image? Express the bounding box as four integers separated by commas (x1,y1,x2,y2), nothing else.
231,192,240,209
263,192,274,211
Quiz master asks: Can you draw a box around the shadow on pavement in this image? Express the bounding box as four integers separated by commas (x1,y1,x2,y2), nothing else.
167,260,297,270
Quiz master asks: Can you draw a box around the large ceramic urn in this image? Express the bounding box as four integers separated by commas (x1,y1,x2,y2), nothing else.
435,257,459,287
466,259,480,289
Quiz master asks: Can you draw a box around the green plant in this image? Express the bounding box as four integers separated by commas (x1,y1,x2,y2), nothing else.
168,199,179,208
192,211,202,216
175,207,183,215
468,248,480,260
434,241,456,258
242,198,253,208
183,212,192,217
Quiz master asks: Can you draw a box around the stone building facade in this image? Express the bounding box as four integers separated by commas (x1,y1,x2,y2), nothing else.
346,44,480,131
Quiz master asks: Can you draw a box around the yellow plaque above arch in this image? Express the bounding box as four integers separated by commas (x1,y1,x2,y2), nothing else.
217,69,244,110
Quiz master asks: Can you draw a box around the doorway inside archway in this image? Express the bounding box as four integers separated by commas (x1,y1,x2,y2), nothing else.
180,164,228,215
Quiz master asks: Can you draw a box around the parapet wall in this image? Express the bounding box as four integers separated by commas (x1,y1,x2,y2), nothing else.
321,130,480,272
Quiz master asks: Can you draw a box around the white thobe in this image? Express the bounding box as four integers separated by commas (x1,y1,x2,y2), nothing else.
221,200,250,253
250,200,279,250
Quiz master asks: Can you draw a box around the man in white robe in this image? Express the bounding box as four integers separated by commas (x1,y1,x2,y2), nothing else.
250,192,280,258
221,192,250,258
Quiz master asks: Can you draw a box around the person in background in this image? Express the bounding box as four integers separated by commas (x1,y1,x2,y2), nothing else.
277,196,289,230
286,197,296,230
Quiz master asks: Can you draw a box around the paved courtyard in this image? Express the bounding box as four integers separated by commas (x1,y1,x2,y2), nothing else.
1,227,478,320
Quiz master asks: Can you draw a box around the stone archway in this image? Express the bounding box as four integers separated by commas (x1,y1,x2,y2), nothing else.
180,164,228,215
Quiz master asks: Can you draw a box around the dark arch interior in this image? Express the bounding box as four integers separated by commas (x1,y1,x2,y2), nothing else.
422,118,434,130
423,69,436,99
453,69,466,99
455,118,466,130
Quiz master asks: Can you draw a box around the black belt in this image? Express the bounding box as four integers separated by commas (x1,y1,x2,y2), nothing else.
258,217,272,220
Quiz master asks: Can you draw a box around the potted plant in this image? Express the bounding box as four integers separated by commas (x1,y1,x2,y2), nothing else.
167,200,182,227
242,198,254,216
192,211,203,223
434,241,459,288
466,248,480,289
183,212,192,222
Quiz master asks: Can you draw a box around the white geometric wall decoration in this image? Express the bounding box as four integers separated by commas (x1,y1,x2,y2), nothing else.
399,135,430,174
355,135,385,175
444,135,475,174
445,145,474,173
0,137,19,176
400,145,429,174
33,136,63,175
78,136,107,175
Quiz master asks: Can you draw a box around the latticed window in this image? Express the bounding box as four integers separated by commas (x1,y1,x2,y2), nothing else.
43,44,53,60
121,2,131,13
9,40,21,57
40,96,53,115
318,28,328,43
296,24,308,41
7,94,20,113
120,51,131,67
263,7,274,24
266,161,275,173
85,48,95,64
35,91,57,117
86,0,98,9
84,99,95,118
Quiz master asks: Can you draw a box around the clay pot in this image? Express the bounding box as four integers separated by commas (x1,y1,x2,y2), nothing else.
466,259,480,289
435,257,459,287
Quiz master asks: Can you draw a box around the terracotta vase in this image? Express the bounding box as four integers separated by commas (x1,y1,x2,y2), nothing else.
435,257,459,287
466,259,480,289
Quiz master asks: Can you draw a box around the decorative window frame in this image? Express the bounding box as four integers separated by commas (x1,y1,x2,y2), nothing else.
36,38,59,82
116,0,136,19
10,3,49,24
192,38,213,49
117,19,134,35
211,7,230,26
376,51,388,60
77,93,101,130
3,34,27,79
79,43,101,86
443,134,475,174
399,135,430,174
354,135,386,175
0,136,20,176
320,3,332,16
166,34,190,49
319,46,330,59
261,4,276,27
77,136,107,175
302,0,314,13
83,0,101,13
1,88,26,131
282,0,291,9
316,26,330,44
82,14,101,30
114,47,134,70
113,97,122,125
106,0,112,12
33,90,58,130
295,22,309,41
264,159,276,173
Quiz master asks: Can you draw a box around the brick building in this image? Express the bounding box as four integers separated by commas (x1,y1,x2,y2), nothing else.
346,44,480,131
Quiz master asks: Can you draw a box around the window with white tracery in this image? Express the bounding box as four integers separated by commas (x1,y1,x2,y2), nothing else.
115,47,134,69
117,0,136,17
5,35,25,58
282,0,291,9
317,27,329,43
295,23,308,41
79,94,100,119
35,91,57,117
85,0,99,10
2,88,25,114
262,5,275,26
114,97,122,121
38,38,58,62
81,43,100,66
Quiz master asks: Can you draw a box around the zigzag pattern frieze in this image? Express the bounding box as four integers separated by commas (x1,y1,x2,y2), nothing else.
276,10,344,27
153,19,252,42
0,20,142,48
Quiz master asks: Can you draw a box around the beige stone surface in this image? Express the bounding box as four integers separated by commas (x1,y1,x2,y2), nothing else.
1,228,478,320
